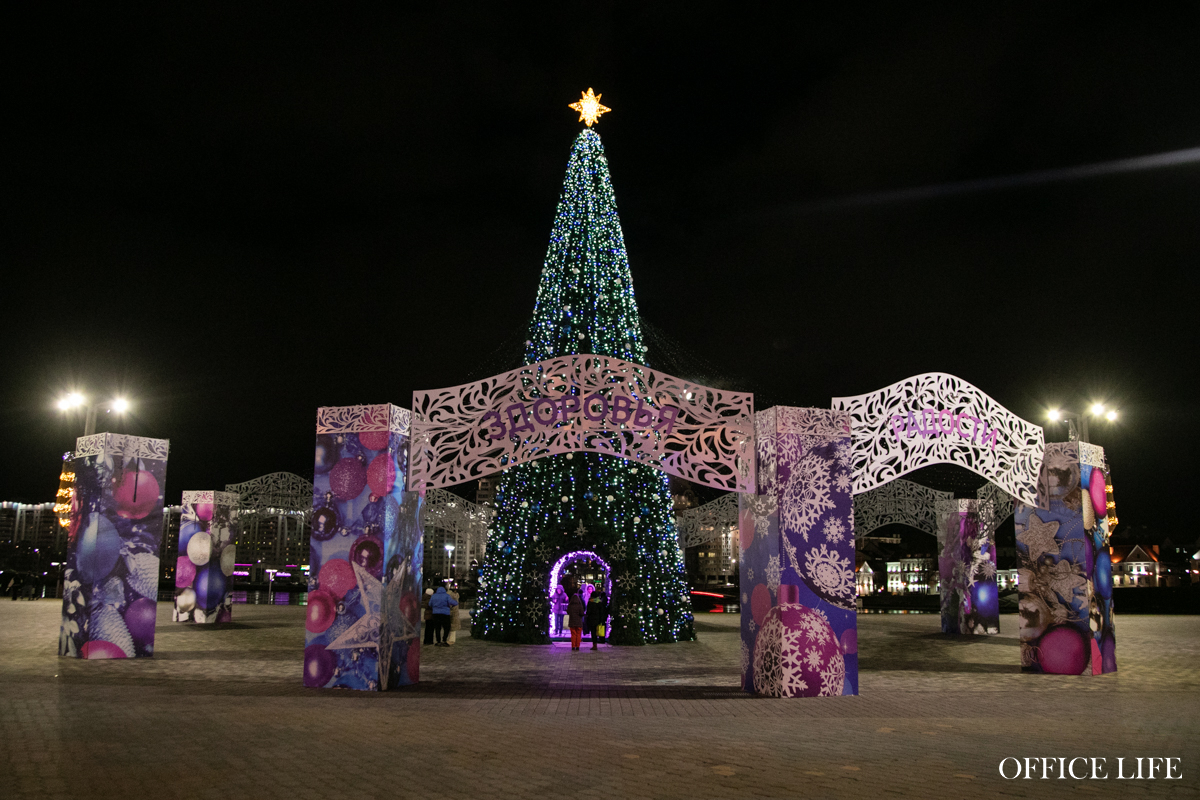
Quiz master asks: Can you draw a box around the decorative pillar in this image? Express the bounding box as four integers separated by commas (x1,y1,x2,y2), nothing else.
738,407,857,697
305,404,423,691
1014,442,1117,674
174,491,239,623
59,433,170,659
935,500,1000,635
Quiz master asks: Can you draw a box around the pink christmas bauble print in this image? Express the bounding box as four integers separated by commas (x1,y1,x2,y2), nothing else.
194,503,214,522
366,453,396,497
750,583,772,626
329,457,367,501
306,588,337,633
1090,469,1107,518
738,507,756,552
175,556,196,588
318,558,357,599
358,430,390,451
81,640,127,659
752,600,845,697
1038,625,1089,674
113,470,160,520
406,640,420,683
840,627,858,655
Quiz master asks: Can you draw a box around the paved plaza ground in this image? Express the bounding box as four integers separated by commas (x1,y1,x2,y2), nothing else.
1,601,1197,799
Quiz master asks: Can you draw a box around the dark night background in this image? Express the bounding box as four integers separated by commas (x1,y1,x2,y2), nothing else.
4,5,1197,539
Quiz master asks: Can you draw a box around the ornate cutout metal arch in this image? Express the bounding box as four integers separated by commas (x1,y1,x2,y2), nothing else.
832,373,1044,506
410,355,755,493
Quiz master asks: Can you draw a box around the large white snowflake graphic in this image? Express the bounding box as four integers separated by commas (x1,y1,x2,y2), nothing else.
781,452,834,542
823,517,846,544
804,543,854,602
752,614,784,697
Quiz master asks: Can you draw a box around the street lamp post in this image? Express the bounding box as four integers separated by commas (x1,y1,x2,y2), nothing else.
57,393,130,436
445,543,455,581
1047,402,1118,444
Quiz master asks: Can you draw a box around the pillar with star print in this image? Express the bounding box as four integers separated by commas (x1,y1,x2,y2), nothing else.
935,500,1000,635
1014,441,1117,675
737,406,858,697
305,404,424,690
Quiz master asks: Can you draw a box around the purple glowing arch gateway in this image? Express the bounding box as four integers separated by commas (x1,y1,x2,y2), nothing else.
548,550,612,636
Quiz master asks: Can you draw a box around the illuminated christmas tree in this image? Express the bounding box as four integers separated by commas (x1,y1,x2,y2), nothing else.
473,95,695,645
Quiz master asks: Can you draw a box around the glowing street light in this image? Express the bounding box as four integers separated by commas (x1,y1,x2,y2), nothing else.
57,392,131,436
1045,401,1118,443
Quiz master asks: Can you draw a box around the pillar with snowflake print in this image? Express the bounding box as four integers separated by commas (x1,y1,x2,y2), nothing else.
738,407,858,697
935,500,1000,635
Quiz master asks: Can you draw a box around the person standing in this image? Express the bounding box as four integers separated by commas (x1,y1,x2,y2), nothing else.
446,584,461,645
585,587,608,650
422,588,436,646
428,585,458,647
567,590,585,651
551,584,568,636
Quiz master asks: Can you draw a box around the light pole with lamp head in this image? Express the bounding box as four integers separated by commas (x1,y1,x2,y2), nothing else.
445,543,455,581
57,393,131,436
1046,402,1118,444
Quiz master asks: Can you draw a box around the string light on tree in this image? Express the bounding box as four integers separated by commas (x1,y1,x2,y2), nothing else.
473,91,694,645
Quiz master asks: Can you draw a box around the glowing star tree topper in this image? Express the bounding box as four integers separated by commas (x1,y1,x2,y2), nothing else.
568,87,611,127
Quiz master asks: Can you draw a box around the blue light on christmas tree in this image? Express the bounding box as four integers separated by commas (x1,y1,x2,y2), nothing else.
473,92,695,645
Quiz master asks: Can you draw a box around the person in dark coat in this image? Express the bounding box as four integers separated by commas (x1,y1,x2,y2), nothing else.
428,585,458,647
584,588,608,649
567,591,585,651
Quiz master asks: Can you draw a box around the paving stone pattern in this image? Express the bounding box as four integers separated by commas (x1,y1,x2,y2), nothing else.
1,602,1197,799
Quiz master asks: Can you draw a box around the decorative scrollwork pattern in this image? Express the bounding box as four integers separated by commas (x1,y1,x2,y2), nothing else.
315,404,411,435
1078,441,1106,469
410,355,755,492
831,372,1044,506
225,472,314,519
675,493,739,549
853,479,952,538
74,433,169,461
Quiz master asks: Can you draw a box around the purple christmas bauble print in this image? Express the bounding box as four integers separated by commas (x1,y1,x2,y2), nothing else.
351,535,383,578
971,581,999,620
1101,632,1117,673
311,506,339,542
123,597,158,645
1038,625,1089,674
1094,551,1113,599
193,564,227,611
76,512,121,584
329,457,367,501
752,592,844,697
304,644,337,687
314,435,340,474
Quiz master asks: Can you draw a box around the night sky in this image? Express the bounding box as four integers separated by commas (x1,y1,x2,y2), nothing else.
5,6,1198,539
